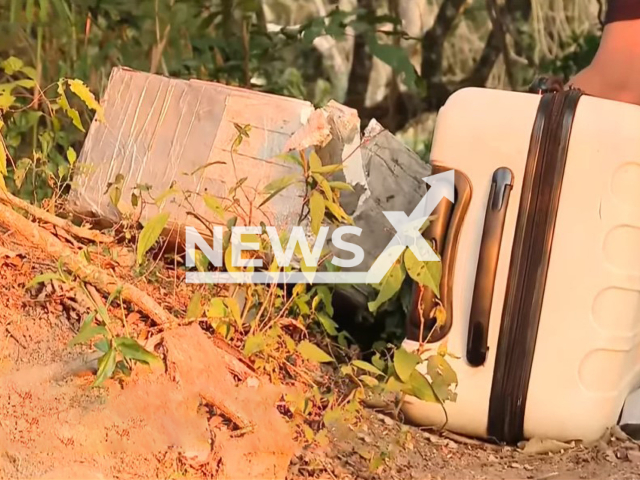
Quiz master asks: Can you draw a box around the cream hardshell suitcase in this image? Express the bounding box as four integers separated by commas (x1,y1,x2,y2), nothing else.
401,86,640,443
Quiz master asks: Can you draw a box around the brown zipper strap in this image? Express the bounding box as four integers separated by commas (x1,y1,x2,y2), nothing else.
487,89,583,443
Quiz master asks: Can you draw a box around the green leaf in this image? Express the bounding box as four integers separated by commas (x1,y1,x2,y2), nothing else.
188,161,226,176
393,347,421,383
309,191,325,236
328,181,354,192
294,297,310,315
277,153,303,167
312,164,344,174
308,151,323,172
224,246,239,272
359,375,379,387
313,173,333,201
203,194,225,220
136,212,169,265
431,303,447,327
66,147,77,166
371,353,386,372
404,248,442,297
116,360,132,377
302,17,325,45
115,337,161,366
368,262,406,313
384,375,411,393
1,56,23,75
25,272,65,289
367,36,418,90
228,177,247,198
262,173,300,195
67,78,105,122
94,338,110,353
69,312,107,346
316,286,334,316
409,370,437,402
109,185,122,209
94,347,117,386
186,292,202,319
224,298,242,327
297,340,334,363
316,311,338,336
194,250,209,272
12,158,30,188
20,66,37,80
57,81,84,132
427,354,458,387
207,298,228,318
0,91,15,110
0,140,6,177
259,174,301,207
325,200,352,224
243,334,266,357
352,360,384,376
154,187,179,207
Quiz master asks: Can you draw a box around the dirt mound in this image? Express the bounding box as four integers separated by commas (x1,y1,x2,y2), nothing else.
0,233,296,480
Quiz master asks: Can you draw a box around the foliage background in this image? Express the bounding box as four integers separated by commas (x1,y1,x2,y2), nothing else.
1,0,603,150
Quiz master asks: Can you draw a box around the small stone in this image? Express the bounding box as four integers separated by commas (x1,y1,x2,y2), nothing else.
605,448,617,463
628,450,640,463
488,454,499,462
523,464,534,471
615,447,628,460
510,462,523,469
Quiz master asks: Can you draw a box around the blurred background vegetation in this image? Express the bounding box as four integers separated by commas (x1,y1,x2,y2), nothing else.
0,0,604,172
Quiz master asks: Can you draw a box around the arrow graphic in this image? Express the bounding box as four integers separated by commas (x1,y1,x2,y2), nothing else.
365,170,456,284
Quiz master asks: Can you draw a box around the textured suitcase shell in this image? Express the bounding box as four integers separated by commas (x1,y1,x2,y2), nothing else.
401,87,640,442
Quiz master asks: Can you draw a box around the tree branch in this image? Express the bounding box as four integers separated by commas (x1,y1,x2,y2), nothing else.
345,0,375,112
357,0,534,133
421,0,469,110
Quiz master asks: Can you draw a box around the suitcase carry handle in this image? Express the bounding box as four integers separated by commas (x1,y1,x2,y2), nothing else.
407,163,472,343
466,167,514,367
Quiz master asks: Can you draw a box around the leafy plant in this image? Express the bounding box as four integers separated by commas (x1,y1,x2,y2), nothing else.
0,56,103,204
70,285,162,386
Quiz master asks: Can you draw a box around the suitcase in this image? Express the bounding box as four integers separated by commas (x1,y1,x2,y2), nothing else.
401,85,640,443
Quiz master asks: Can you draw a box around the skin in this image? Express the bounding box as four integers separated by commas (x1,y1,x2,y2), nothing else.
568,19,640,106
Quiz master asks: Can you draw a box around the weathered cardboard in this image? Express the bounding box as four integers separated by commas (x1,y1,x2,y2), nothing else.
68,67,321,232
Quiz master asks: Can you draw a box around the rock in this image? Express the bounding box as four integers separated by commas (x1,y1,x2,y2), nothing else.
614,447,628,460
628,450,640,463
605,448,617,463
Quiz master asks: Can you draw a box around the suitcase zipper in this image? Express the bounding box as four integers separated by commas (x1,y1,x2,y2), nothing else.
487,89,583,443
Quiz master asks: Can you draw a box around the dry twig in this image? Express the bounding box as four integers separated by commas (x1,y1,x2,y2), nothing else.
0,189,114,245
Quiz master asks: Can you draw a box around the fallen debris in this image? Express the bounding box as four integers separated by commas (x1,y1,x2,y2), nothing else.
0,201,174,325
519,437,574,455
0,189,113,245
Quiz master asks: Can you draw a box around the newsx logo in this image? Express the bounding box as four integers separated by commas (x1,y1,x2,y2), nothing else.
185,170,455,284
